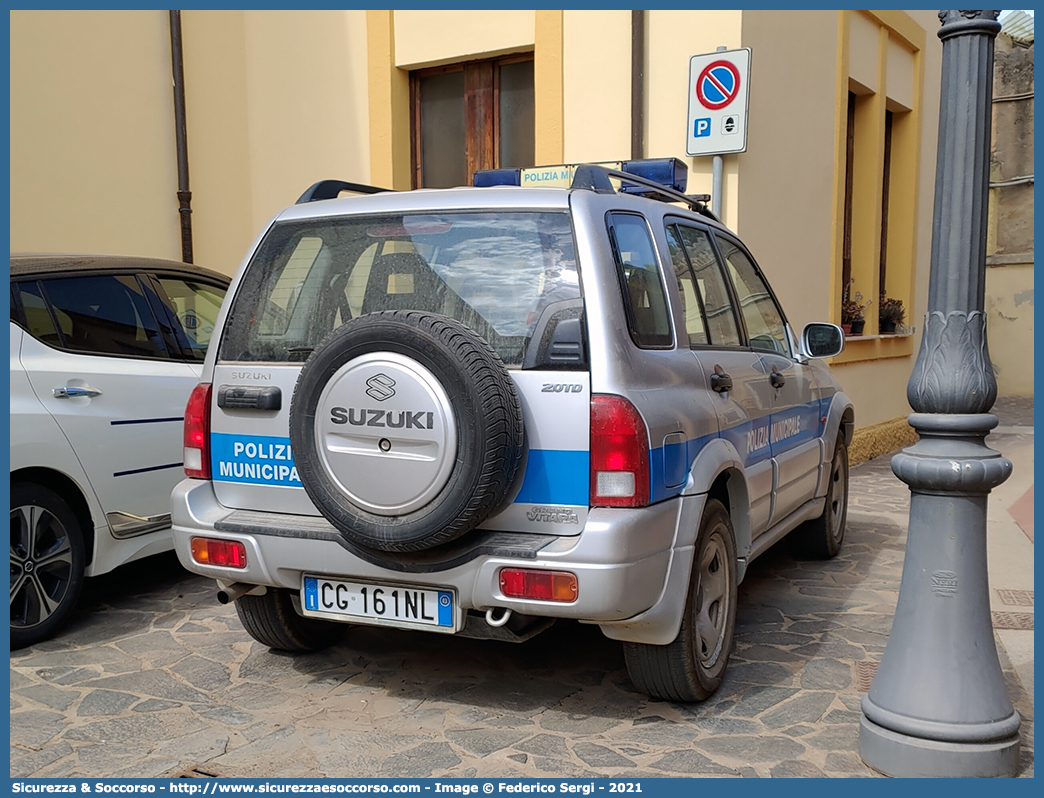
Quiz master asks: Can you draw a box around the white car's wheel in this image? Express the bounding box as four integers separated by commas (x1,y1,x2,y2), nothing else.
10,483,86,649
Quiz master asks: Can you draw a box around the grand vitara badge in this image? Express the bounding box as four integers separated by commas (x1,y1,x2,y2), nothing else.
313,353,458,515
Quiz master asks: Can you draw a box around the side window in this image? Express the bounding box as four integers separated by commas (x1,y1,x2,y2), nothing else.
676,225,741,347
15,281,61,346
153,276,228,361
38,275,168,359
665,225,708,346
608,213,672,348
717,238,790,356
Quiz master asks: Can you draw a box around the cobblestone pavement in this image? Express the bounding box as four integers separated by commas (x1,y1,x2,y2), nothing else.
11,405,1034,779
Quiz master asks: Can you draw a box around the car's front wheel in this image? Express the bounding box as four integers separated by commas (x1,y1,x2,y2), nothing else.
10,483,86,649
623,498,738,702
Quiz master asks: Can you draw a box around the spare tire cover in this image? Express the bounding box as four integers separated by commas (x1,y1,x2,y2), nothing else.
290,311,524,553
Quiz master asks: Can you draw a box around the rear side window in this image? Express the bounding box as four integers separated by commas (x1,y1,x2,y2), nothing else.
608,213,672,348
219,211,581,368
676,225,741,348
39,275,168,359
14,281,61,346
152,276,227,361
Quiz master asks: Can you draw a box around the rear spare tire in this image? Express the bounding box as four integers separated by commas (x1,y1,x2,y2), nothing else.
290,311,524,552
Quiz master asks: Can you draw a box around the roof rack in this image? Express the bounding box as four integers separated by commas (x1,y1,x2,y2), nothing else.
473,157,719,222
572,163,718,221
296,180,393,204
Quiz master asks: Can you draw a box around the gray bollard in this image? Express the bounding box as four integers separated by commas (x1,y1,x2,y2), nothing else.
858,10,1021,778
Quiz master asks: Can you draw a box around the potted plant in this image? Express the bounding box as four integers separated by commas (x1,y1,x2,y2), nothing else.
841,279,870,335
879,295,906,333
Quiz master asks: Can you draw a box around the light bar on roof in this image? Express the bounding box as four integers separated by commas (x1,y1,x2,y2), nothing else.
473,158,688,193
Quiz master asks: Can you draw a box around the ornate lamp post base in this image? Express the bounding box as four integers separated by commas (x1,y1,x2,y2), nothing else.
860,716,1019,778
858,414,1019,777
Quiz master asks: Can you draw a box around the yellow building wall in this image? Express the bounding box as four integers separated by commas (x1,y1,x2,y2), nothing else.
10,10,180,260
183,10,370,275
393,10,534,68
645,11,743,227
562,11,631,162
985,264,1035,396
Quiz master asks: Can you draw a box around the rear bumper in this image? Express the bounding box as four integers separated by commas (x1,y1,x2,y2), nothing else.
171,479,704,637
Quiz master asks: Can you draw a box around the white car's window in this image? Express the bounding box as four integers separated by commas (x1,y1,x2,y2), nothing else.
154,277,227,361
37,275,169,359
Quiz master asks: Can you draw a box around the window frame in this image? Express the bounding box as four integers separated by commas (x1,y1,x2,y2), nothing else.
710,230,796,359
607,211,675,351
410,53,534,189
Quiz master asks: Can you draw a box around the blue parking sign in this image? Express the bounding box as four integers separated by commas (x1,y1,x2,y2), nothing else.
694,118,711,138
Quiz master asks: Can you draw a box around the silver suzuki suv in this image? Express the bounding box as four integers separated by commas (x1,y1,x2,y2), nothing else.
172,159,852,702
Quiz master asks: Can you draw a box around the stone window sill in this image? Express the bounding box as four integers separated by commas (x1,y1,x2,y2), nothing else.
830,332,915,365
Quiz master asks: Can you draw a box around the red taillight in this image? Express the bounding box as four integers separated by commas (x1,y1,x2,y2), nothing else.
183,383,212,479
191,537,247,568
590,394,650,507
499,568,578,602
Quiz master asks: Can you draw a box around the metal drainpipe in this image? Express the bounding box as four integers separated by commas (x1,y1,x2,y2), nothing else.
631,10,644,160
169,10,193,264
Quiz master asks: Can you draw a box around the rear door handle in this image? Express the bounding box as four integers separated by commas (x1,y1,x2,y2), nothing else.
770,370,786,389
710,366,733,394
53,386,103,399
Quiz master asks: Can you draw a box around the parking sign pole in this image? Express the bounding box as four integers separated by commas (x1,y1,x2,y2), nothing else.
858,10,1021,778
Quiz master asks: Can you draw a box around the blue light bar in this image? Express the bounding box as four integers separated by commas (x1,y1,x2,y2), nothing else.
473,168,521,187
620,158,688,194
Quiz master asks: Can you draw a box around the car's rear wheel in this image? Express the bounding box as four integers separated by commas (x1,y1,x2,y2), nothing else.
790,433,849,559
235,587,344,651
10,483,86,649
623,498,738,702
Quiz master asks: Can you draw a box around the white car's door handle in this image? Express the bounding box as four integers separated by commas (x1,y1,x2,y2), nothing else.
53,386,103,399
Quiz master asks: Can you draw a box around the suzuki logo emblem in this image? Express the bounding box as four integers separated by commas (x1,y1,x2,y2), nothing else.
365,373,397,402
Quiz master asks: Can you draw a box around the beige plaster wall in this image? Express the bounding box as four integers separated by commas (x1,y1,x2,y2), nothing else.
645,11,743,228
183,10,370,276
738,10,839,332
10,10,180,260
986,264,1035,396
393,10,534,69
562,10,631,163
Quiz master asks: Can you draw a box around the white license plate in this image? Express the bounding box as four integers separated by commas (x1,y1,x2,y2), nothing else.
301,575,455,632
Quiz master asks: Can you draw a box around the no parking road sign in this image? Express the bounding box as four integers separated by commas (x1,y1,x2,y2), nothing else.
687,48,751,157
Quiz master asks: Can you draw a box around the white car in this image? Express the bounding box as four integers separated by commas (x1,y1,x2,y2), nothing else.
9,254,229,648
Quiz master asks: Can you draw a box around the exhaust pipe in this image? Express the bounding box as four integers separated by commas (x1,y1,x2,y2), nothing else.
216,583,254,605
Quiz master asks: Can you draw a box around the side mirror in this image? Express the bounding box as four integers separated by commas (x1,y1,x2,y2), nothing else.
801,322,845,358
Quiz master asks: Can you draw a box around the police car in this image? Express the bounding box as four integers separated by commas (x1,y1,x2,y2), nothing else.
171,159,852,702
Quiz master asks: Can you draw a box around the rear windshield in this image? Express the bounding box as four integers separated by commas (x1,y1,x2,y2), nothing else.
219,211,581,368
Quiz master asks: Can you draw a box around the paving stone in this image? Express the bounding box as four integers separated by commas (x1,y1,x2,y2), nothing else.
64,711,209,744
192,705,254,725
513,732,572,759
723,661,795,687
762,691,835,728
824,752,877,775
15,683,80,712
33,666,99,685
10,742,73,778
378,742,461,777
10,670,34,689
81,669,208,703
648,749,738,775
573,743,636,769
770,758,828,778
60,611,155,645
531,756,595,776
697,734,807,763
781,724,816,737
445,728,528,757
78,689,138,716
152,731,230,762
115,630,191,667
507,753,528,764
734,644,804,663
727,685,799,717
177,622,213,633
799,657,853,690
622,721,700,748
10,709,68,747
110,758,184,779
221,682,291,710
792,641,867,660
171,654,232,692
824,709,863,724
539,709,624,735
133,699,183,713
76,742,154,770
804,723,860,751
